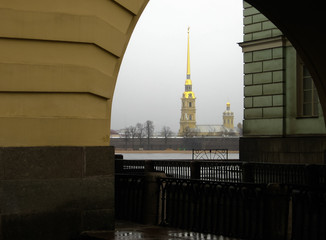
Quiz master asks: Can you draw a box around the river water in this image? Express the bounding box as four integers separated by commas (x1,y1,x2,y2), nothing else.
116,152,239,160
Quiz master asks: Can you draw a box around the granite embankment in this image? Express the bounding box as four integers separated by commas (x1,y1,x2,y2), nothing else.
110,137,239,151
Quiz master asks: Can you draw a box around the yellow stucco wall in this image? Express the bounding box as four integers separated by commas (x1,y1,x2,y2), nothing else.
0,0,149,146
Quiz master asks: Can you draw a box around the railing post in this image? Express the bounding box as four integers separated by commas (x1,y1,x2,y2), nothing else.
264,184,290,240
115,154,124,173
242,162,254,183
143,172,166,225
145,160,155,172
191,160,200,179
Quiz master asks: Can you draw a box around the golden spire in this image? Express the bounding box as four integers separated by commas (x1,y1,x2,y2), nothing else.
187,27,191,80
185,27,192,87
184,26,194,99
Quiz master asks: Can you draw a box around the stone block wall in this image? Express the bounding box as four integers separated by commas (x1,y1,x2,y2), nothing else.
243,2,282,42
0,146,115,240
240,2,326,164
241,2,286,137
240,137,326,164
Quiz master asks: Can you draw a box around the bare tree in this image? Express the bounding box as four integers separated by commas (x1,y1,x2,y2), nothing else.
144,120,154,148
123,128,130,149
127,125,137,149
161,126,173,144
136,123,145,148
181,126,197,138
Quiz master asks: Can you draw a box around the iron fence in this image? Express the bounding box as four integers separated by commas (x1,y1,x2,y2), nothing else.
318,165,326,184
192,149,228,160
115,174,145,222
116,159,146,173
115,173,326,239
152,160,191,179
116,158,326,185
158,178,283,239
200,161,242,182
291,186,326,240
250,163,306,184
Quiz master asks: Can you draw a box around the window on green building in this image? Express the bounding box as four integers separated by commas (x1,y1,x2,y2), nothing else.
297,57,319,117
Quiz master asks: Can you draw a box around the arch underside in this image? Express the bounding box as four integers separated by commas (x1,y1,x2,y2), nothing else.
1,0,326,146
0,0,149,146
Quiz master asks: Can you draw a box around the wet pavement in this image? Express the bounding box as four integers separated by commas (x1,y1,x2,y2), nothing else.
81,221,240,240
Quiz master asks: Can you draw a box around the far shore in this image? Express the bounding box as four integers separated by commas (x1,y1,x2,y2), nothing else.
115,149,239,154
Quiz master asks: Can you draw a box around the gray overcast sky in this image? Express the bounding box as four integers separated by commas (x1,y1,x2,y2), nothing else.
111,0,244,133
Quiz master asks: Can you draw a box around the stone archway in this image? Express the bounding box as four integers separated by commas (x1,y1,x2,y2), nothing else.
1,0,325,145
0,0,149,147
0,1,149,239
1,0,326,238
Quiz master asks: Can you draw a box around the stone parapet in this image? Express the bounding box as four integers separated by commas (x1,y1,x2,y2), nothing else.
240,137,326,164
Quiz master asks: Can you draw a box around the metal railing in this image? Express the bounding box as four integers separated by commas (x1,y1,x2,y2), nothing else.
152,160,191,179
116,159,242,181
200,161,242,182
118,160,145,173
158,178,287,239
115,174,145,222
291,185,326,240
157,177,326,240
250,163,306,184
115,162,326,239
192,149,228,160
116,159,326,185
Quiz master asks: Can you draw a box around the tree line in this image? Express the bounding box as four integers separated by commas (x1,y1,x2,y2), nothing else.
122,120,174,149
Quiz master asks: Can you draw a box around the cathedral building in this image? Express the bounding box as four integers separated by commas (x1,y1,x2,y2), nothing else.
178,27,197,136
223,102,234,129
196,102,238,137
178,28,239,137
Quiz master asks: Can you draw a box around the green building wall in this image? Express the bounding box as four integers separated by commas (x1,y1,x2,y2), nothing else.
285,47,326,135
240,2,326,164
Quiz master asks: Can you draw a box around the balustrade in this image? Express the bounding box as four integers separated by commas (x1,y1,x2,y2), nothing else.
115,159,326,240
115,174,145,222
192,149,228,160
116,158,326,185
158,178,269,239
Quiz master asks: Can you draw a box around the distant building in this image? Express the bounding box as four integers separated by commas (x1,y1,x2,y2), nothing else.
178,28,240,137
110,129,120,138
196,102,239,137
179,27,197,136
223,102,234,129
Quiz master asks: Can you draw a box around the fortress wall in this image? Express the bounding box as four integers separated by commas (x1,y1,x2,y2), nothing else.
111,137,240,151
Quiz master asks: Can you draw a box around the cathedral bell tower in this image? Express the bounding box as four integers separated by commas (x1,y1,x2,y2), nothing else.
223,102,234,129
179,27,196,136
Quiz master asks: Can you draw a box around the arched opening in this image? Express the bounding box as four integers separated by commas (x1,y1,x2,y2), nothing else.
111,0,243,146
1,1,326,238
